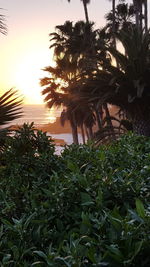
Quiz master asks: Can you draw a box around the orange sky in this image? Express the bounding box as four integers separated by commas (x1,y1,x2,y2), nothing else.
0,0,136,104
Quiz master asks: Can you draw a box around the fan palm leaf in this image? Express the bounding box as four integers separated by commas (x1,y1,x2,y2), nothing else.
0,89,23,126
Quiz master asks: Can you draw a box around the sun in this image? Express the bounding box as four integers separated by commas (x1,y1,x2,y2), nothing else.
13,49,53,105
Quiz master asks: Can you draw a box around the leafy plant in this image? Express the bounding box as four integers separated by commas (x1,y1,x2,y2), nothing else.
0,130,150,266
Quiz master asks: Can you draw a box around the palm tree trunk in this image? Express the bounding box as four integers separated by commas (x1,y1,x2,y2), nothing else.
85,126,90,140
144,0,148,32
95,107,103,130
70,120,79,144
81,124,86,144
112,0,116,49
133,0,144,30
139,0,143,30
88,126,93,139
82,0,89,23
103,103,115,138
133,0,140,29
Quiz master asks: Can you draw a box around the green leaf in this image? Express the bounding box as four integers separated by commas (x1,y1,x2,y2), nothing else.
31,261,45,266
124,241,143,264
81,192,94,206
136,199,145,218
24,212,36,228
2,254,11,263
106,244,124,263
1,219,13,228
55,257,71,267
67,160,79,172
128,209,143,223
34,251,47,260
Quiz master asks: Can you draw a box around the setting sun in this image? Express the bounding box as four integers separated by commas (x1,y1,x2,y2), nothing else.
14,51,48,104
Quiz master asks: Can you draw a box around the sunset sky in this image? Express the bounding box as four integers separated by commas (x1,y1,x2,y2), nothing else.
0,0,112,104
0,0,148,104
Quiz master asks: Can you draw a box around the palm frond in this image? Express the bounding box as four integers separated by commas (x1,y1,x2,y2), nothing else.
0,89,23,126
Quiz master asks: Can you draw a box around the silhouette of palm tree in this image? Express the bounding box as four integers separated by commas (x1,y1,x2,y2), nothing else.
105,1,134,34
133,0,148,30
67,0,90,23
41,21,100,143
90,28,150,136
0,89,22,126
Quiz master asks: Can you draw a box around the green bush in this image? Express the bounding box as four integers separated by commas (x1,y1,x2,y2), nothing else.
0,127,150,266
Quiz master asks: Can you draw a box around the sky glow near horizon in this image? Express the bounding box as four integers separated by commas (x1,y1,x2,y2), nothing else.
0,0,149,104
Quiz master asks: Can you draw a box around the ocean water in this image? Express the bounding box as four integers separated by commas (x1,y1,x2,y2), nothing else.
8,104,82,148
11,104,61,125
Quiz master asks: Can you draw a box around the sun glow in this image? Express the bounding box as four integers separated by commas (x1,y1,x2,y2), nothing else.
12,48,54,105
46,115,56,124
14,55,44,104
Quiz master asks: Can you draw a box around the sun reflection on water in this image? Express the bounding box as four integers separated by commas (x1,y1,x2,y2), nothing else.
46,109,57,124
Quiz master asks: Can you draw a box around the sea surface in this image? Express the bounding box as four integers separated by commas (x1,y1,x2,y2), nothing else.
11,104,61,125
8,104,82,149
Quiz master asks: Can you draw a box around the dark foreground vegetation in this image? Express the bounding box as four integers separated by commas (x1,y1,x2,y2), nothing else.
0,124,149,266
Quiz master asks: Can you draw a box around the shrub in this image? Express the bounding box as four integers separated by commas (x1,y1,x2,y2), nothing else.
0,130,150,266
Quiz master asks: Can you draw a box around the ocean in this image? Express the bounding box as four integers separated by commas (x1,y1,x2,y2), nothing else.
8,104,82,149
11,104,61,125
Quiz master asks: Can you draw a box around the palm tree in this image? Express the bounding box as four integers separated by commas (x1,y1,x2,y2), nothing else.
40,54,81,144
60,100,96,143
107,0,117,47
60,108,79,144
41,20,100,143
40,56,97,144
105,1,135,35
112,0,116,47
0,89,22,126
67,0,90,23
90,28,150,136
133,0,148,31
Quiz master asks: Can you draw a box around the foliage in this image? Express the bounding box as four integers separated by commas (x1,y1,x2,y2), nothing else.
0,89,22,126
0,126,150,266
0,88,23,151
105,1,135,34
78,26,150,136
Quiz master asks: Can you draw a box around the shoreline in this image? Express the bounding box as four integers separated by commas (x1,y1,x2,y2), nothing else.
10,117,72,134
9,117,73,146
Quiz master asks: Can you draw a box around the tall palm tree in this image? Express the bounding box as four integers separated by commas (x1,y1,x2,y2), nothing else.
133,0,148,31
67,0,90,23
90,28,150,136
107,0,117,47
41,21,99,143
105,1,134,35
40,54,82,144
